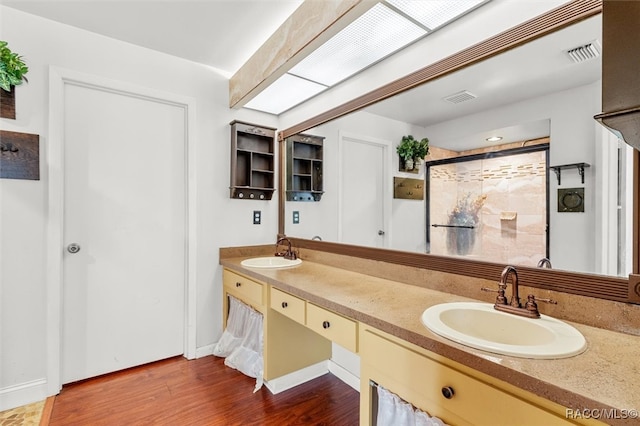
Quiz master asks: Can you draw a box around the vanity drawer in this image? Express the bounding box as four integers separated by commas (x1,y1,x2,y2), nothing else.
270,287,305,324
306,303,358,353
223,269,263,307
361,329,574,426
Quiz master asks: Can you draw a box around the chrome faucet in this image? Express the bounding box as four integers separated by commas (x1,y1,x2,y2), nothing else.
275,237,298,260
481,265,557,319
537,257,552,268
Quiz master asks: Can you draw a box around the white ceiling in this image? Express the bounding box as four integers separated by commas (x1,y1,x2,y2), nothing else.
0,0,304,76
1,0,602,151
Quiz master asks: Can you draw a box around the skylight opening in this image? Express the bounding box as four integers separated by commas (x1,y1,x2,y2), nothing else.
244,0,491,115
243,74,328,115
385,0,487,30
289,3,426,86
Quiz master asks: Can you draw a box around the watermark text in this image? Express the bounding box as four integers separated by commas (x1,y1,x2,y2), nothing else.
566,408,639,420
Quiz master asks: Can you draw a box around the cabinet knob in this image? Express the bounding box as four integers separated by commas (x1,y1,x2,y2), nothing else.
235,282,241,287
441,386,455,399
281,301,288,308
322,321,331,329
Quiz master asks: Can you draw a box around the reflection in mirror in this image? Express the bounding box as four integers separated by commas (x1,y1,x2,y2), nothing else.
426,143,549,267
284,13,634,278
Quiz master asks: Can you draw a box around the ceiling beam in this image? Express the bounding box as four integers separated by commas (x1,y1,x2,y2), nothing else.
229,0,376,109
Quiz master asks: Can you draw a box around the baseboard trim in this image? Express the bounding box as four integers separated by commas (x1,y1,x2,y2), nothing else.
0,378,49,412
328,359,360,391
195,344,215,359
264,361,329,394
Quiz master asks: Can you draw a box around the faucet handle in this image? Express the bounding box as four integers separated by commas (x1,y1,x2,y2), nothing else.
524,294,558,318
481,286,507,305
286,248,299,261
534,296,558,305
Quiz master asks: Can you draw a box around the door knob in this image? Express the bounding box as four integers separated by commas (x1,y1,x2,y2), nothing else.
378,230,385,235
67,243,81,254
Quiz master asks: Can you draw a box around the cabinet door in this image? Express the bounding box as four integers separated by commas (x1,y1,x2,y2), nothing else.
306,303,358,353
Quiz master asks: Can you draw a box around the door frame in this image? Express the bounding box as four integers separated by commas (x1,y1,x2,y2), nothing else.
46,66,198,395
337,131,392,246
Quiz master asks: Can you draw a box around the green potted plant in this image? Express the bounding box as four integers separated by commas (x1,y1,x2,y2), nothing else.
397,135,429,171
0,41,29,93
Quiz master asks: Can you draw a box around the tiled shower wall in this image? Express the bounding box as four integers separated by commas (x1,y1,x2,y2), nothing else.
429,150,547,266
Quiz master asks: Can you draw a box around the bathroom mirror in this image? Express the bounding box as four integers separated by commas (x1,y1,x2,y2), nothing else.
277,1,639,302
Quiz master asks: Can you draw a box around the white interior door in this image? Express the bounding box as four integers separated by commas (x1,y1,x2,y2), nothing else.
340,135,387,247
61,83,186,384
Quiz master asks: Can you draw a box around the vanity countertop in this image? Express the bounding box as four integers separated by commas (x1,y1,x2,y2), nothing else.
220,256,640,424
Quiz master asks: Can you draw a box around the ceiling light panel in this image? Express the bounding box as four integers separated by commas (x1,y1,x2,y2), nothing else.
386,0,487,30
288,3,427,87
243,74,327,115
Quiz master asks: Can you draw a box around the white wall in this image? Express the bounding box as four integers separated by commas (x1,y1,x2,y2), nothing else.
0,6,279,409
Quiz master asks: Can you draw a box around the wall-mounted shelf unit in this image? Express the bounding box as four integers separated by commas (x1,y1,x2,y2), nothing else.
549,162,590,185
229,120,276,200
286,133,324,201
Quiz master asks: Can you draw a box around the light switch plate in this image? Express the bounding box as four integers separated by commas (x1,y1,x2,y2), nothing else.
253,210,261,225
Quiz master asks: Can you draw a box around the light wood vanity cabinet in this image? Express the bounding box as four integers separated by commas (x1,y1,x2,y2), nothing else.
223,267,603,425
222,269,331,381
359,325,602,426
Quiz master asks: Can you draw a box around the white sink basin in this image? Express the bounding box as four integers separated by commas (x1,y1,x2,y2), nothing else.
421,302,586,359
240,256,302,269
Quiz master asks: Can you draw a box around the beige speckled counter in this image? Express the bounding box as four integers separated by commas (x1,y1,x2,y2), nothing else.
220,254,640,425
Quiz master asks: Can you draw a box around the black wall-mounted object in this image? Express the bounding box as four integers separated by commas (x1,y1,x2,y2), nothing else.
285,133,324,201
0,130,39,180
558,188,585,213
549,163,590,185
0,87,16,119
229,120,276,200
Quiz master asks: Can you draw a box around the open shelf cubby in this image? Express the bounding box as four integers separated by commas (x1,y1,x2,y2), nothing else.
229,120,276,200
285,133,324,201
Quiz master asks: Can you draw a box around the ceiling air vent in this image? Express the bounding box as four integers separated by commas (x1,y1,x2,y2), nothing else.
566,41,600,63
443,90,477,104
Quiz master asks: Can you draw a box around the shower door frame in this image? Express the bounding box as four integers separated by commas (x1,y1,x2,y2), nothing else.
425,144,550,261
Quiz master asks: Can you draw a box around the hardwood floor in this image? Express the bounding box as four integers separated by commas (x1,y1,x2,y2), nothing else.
48,355,360,425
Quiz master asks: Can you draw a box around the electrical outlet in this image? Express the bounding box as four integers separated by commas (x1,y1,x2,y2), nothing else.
293,211,300,224
253,210,261,225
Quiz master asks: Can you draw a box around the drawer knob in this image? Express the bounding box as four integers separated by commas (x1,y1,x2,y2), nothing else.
281,301,288,308
235,282,241,287
441,386,455,399
322,321,331,329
